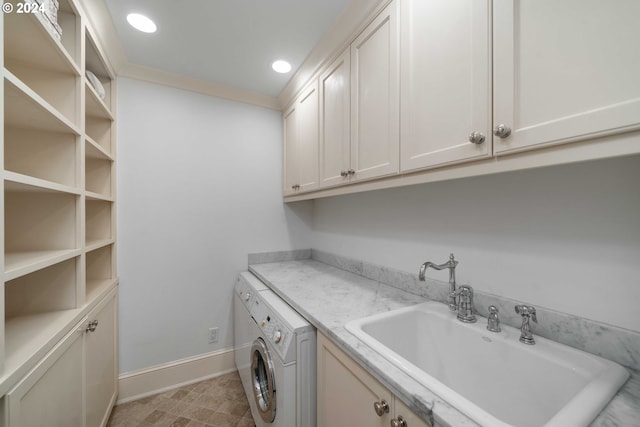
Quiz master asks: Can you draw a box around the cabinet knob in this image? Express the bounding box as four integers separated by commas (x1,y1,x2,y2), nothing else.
390,416,408,427
347,169,355,176
86,320,99,333
493,124,512,138
340,170,348,177
468,131,485,144
373,399,390,416
291,184,300,190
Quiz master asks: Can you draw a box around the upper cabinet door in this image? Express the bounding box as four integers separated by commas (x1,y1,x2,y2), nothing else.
400,0,492,172
319,49,351,189
283,103,299,196
296,81,320,193
493,0,640,155
282,80,319,196
350,0,399,182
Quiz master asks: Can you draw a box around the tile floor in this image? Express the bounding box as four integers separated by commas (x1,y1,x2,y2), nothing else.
106,371,256,427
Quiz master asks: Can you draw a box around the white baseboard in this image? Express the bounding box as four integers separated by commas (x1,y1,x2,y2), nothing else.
116,347,236,404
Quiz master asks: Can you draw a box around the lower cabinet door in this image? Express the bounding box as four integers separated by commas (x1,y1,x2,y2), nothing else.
85,288,118,427
317,333,393,427
7,322,85,427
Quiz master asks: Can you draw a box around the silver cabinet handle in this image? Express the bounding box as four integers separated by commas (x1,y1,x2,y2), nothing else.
86,320,99,333
493,124,511,138
468,131,485,144
391,416,408,427
373,399,390,416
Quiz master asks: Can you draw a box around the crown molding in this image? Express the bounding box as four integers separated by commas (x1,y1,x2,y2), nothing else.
120,63,281,110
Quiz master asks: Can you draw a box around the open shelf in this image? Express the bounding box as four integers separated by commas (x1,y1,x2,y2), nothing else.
85,192,114,203
4,249,81,282
4,63,80,125
5,171,81,195
86,245,115,304
85,81,113,121
5,258,78,318
5,126,78,187
85,28,113,111
86,199,112,245
4,0,82,130
4,70,81,135
5,186,79,280
85,157,113,197
3,0,80,75
85,116,113,154
85,136,113,161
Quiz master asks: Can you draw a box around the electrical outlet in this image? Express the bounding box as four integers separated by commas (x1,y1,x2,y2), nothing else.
208,327,218,343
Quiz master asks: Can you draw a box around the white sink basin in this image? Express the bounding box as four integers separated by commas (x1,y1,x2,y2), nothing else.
345,301,629,427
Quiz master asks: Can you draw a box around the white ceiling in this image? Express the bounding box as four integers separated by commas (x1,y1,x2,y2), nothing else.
103,0,351,98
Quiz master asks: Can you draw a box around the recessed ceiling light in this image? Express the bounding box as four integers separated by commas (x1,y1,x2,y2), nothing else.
127,13,157,33
272,60,292,74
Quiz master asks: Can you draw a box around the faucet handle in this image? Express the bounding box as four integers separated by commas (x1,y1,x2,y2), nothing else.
515,304,537,323
456,285,477,323
487,305,501,333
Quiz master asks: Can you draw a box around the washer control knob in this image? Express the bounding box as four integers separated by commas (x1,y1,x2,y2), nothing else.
274,330,282,343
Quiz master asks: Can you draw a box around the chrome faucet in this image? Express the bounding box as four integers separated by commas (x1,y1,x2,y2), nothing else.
419,253,476,323
515,304,537,345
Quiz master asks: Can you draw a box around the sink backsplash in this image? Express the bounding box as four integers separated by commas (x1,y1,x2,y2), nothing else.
248,249,640,371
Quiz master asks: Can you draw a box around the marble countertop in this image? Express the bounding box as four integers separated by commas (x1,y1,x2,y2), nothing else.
248,259,640,427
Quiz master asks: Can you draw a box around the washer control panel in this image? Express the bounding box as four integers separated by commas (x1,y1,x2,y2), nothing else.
235,272,269,311
235,278,256,311
251,297,294,361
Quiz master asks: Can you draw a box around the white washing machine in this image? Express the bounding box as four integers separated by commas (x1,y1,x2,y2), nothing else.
234,272,317,427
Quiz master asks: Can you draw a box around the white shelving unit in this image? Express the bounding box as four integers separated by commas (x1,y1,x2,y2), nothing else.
1,1,118,416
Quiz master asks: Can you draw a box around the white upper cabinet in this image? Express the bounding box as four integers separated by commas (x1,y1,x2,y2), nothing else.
493,0,640,154
283,81,319,195
319,49,351,188
283,104,299,195
283,0,640,200
297,81,320,192
350,0,399,182
400,0,492,172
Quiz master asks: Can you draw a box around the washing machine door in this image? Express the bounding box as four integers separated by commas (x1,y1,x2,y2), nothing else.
251,337,276,423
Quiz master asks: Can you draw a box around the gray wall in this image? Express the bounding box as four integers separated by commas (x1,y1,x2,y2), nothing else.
312,155,640,331
116,78,313,373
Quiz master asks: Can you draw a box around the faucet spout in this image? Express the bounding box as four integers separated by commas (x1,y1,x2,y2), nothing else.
418,253,459,311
